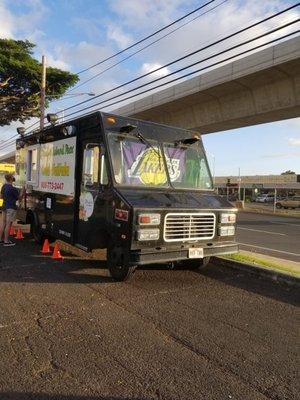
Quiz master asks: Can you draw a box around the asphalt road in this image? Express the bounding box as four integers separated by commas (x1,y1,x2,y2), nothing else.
236,212,300,263
0,238,299,400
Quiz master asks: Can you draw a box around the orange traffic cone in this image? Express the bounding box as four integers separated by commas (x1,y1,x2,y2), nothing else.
52,243,63,260
41,239,51,254
9,225,16,236
15,228,24,240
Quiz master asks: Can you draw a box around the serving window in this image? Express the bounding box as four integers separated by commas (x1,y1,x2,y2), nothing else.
26,145,40,185
82,144,108,188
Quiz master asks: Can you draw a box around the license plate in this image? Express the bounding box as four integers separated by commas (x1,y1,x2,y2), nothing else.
189,248,204,258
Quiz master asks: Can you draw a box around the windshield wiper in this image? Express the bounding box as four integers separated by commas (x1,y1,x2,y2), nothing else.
134,130,163,170
174,137,200,147
119,123,163,171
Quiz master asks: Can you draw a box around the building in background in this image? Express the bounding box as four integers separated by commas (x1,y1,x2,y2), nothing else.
215,174,300,201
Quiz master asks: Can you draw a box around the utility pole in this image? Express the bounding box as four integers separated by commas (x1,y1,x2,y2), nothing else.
40,55,46,130
273,188,277,214
237,167,241,200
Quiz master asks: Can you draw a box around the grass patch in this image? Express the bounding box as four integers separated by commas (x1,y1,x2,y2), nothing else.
223,253,300,278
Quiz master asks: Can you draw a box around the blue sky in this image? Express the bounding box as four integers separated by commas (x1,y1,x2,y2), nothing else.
203,118,300,176
0,0,299,175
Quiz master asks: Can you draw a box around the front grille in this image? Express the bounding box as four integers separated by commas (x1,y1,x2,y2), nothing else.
164,213,215,242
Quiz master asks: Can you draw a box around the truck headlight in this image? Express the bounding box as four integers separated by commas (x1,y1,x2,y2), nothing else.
219,226,235,236
137,229,160,241
220,213,236,224
138,213,161,225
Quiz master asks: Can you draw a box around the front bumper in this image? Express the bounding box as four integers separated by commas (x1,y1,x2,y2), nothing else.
129,241,238,265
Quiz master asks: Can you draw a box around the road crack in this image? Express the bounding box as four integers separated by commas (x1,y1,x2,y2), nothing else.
84,283,274,400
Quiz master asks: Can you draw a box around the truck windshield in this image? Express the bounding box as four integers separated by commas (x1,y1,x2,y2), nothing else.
107,132,213,190
163,143,213,190
107,132,168,187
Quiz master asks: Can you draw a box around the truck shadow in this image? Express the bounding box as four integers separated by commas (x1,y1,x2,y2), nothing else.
0,238,174,285
0,394,148,400
197,261,299,307
0,238,298,306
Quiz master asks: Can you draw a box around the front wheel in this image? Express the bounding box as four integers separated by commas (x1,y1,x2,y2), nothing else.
109,264,136,281
276,203,282,209
107,244,136,281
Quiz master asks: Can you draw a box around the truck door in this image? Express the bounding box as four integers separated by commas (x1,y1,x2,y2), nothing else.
75,141,109,251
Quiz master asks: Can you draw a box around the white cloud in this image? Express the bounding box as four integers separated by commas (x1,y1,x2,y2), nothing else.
51,41,114,72
0,1,14,38
262,152,300,158
1,0,300,124
0,0,66,70
289,138,300,147
112,0,299,74
140,63,170,78
0,0,49,39
108,0,194,29
46,54,70,71
106,25,133,49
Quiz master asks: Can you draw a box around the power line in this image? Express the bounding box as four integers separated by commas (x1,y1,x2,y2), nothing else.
0,119,39,151
2,28,298,152
0,134,18,147
59,30,299,125
0,139,16,152
0,131,18,145
3,6,299,146
67,0,228,93
76,0,216,75
56,3,300,116
3,24,299,150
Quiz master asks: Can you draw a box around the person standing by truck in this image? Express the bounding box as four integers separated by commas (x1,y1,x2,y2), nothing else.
0,173,23,246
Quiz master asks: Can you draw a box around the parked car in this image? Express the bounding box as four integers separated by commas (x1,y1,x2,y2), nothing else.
255,194,275,203
276,196,300,209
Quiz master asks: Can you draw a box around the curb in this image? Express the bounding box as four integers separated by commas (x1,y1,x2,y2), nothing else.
212,256,300,287
241,208,300,219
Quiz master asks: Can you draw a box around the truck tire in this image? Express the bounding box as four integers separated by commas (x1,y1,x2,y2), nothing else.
107,244,136,281
276,203,282,209
30,220,44,244
108,264,136,281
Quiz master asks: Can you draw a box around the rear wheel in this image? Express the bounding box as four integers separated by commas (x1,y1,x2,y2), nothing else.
30,220,44,244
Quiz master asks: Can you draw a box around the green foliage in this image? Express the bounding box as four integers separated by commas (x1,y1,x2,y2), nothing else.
281,170,296,175
0,38,78,126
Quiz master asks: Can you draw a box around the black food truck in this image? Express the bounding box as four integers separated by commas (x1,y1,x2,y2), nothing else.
15,112,238,280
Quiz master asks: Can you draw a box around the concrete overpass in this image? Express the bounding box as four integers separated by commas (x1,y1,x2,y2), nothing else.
0,150,15,163
114,36,300,133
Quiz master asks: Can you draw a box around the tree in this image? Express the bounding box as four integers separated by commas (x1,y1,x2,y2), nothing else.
281,170,296,175
0,39,79,126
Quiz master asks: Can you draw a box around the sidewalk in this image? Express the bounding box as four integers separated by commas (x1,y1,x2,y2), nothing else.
242,203,300,218
217,250,300,285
